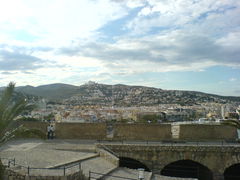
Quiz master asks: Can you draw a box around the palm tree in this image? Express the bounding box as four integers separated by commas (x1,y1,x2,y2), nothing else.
0,82,35,178
0,82,35,140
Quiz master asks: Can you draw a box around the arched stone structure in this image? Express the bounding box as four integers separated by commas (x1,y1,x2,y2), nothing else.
224,163,240,180
119,157,150,171
98,144,240,180
161,159,213,180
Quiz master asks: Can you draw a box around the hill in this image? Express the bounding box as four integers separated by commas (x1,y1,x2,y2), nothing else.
11,82,240,106
15,83,80,100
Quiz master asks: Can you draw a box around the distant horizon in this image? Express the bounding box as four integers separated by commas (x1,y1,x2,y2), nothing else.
0,0,239,96
1,81,238,97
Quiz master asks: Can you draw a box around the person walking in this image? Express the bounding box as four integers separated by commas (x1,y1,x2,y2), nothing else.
50,124,55,139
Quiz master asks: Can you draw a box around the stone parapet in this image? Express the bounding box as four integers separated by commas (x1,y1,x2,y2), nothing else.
55,123,107,139
179,124,237,141
113,123,172,140
96,147,119,166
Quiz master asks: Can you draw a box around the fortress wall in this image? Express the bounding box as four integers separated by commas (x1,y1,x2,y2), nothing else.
55,123,107,139
20,121,48,134
179,124,237,140
113,123,172,140
20,122,237,141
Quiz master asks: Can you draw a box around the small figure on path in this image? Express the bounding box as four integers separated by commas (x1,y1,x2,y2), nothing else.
50,124,55,139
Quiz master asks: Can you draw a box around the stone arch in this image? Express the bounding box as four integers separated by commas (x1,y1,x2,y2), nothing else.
161,151,213,172
161,159,213,180
224,163,240,180
223,154,240,173
119,157,151,171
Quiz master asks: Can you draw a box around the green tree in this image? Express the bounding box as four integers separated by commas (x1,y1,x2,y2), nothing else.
0,82,35,138
0,82,35,178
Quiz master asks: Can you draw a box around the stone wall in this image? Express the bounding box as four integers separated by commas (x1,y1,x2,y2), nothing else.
55,123,107,139
113,123,172,140
104,144,240,179
96,147,119,166
20,122,237,141
179,124,237,141
20,121,48,134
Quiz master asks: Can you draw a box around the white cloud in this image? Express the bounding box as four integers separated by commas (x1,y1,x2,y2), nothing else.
0,0,129,46
216,32,240,48
229,78,237,82
59,28,240,75
127,0,239,35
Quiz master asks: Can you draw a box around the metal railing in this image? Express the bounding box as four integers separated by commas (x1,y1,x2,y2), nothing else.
96,139,240,147
1,157,82,176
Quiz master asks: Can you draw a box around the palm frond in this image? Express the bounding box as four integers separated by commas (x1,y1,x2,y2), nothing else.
0,82,15,121
0,82,36,135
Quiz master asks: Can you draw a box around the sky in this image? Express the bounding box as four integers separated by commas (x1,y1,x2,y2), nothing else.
0,0,240,96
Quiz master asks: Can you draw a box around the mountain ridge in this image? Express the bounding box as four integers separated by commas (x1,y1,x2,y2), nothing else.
7,82,239,106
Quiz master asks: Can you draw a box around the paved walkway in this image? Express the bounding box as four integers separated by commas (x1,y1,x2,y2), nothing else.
153,174,197,180
103,167,152,180
0,139,117,177
0,139,96,168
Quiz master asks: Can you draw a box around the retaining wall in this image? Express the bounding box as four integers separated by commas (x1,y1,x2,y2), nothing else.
20,121,47,134
113,123,172,140
55,123,107,139
96,148,119,166
20,122,238,141
179,124,237,141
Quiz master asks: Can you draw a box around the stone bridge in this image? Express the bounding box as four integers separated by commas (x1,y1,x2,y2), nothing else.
100,143,240,180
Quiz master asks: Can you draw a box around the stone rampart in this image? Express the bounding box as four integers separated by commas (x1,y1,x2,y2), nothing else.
20,121,48,134
113,123,172,140
179,124,237,141
20,122,238,141
55,123,107,139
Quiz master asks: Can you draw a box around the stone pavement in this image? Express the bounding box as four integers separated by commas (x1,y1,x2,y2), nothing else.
81,157,117,179
0,139,96,168
0,139,117,177
152,174,197,180
103,168,197,180
103,167,152,180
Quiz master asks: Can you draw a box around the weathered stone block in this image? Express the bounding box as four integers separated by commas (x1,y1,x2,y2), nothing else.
60,176,67,180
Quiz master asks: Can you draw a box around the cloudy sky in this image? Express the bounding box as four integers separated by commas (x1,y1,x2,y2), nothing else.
0,0,239,96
